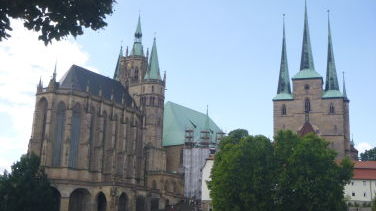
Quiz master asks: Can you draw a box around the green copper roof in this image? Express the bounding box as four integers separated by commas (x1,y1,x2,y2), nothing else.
299,2,316,73
325,13,340,91
131,16,144,56
163,101,222,146
275,17,292,100
322,90,343,98
292,68,322,79
113,46,123,80
273,93,294,101
144,38,161,80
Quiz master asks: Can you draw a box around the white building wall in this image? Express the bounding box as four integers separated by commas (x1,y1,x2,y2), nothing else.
183,147,210,199
344,179,376,202
201,159,213,201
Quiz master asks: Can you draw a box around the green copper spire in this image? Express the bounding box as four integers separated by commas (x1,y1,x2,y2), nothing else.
300,1,314,71
113,45,123,80
274,15,293,101
343,72,348,100
144,37,161,80
325,12,340,91
292,1,322,80
131,15,144,56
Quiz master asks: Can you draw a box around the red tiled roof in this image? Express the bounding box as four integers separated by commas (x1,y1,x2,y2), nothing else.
354,161,376,169
353,161,376,180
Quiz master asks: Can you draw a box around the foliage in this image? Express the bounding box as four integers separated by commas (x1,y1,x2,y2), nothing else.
209,134,275,211
209,130,353,211
372,196,376,211
360,147,376,161
0,154,58,211
0,0,115,45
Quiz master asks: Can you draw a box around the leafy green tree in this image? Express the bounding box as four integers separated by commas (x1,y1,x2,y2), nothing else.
209,133,275,211
360,147,376,161
274,132,353,211
0,0,115,44
0,154,59,211
209,130,353,211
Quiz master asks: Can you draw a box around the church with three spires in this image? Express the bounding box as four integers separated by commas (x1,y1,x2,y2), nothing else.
273,3,358,159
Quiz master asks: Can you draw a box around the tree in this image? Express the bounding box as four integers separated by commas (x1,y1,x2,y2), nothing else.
209,133,275,211
0,0,115,45
360,147,376,161
0,154,59,211
274,132,353,210
209,130,353,211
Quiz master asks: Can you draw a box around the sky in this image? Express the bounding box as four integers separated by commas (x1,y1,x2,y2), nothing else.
0,0,375,171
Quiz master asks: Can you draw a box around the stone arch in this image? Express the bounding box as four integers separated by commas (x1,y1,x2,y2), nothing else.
151,198,159,211
68,188,91,211
52,101,66,167
69,103,82,168
136,195,146,211
51,187,61,211
118,193,128,211
96,192,107,211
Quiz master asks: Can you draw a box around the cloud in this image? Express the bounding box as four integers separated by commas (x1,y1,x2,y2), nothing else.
0,20,96,171
356,142,374,154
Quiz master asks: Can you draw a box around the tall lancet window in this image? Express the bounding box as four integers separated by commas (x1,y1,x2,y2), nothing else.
36,98,48,142
281,104,287,115
69,104,82,168
89,106,96,171
329,103,335,114
53,102,66,167
304,98,311,113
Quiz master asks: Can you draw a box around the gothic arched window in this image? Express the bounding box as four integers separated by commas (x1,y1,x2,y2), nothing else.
89,107,96,171
329,103,335,114
134,68,139,81
68,104,82,168
36,98,48,142
304,98,311,113
53,102,66,167
281,104,287,115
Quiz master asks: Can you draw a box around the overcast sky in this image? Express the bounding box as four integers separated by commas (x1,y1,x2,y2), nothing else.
0,0,375,171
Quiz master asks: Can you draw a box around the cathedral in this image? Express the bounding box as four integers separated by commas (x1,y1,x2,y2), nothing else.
28,16,187,211
272,4,358,159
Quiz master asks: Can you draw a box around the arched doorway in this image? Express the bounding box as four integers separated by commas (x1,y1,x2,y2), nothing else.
118,193,128,211
68,188,90,211
51,187,61,211
136,196,145,211
97,192,107,211
151,198,159,211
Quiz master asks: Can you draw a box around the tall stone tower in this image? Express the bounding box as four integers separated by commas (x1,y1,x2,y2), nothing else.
273,4,358,159
113,16,166,172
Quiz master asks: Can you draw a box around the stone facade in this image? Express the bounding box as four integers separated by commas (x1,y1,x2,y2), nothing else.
273,5,357,159
28,18,184,211
273,78,351,159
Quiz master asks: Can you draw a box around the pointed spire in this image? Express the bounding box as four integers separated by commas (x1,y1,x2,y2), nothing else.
204,105,210,131
37,77,43,92
277,15,291,95
53,61,57,80
144,37,162,80
131,15,144,56
300,0,315,71
325,11,340,91
113,45,123,80
343,71,348,99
